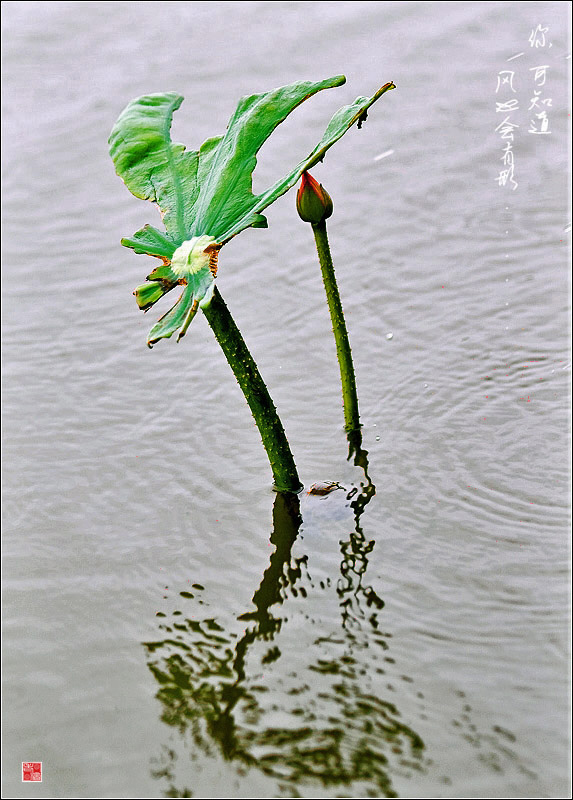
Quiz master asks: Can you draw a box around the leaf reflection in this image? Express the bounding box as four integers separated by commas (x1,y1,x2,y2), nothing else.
144,448,426,796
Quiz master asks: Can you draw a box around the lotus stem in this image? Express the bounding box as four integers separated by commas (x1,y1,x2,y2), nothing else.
202,286,302,493
311,219,361,434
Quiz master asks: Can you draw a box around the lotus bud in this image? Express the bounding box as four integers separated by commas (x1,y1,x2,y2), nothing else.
296,171,333,224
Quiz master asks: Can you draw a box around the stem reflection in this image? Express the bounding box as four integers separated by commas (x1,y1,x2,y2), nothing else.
145,476,425,797
339,429,385,630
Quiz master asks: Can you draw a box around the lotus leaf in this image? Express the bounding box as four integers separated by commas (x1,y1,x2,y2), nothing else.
109,76,395,346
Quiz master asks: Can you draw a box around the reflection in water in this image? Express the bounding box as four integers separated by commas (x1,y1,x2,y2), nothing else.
144,446,427,797
340,429,384,630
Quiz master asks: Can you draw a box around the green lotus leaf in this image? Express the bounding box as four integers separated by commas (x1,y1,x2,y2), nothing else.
109,76,395,345
121,224,178,260
146,282,197,345
146,264,179,284
147,266,214,346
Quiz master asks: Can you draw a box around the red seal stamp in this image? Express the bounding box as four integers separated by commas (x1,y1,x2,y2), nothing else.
22,762,42,782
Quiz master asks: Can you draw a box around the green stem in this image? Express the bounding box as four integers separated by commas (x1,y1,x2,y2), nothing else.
312,219,361,433
202,286,302,493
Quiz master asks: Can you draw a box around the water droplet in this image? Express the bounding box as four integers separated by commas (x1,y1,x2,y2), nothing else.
375,436,380,441
424,383,428,388
505,302,509,306
386,332,393,340
505,278,509,282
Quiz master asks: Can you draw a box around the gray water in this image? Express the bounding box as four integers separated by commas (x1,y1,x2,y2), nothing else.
2,1,571,797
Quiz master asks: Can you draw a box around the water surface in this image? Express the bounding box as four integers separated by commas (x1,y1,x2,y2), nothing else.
2,1,570,797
